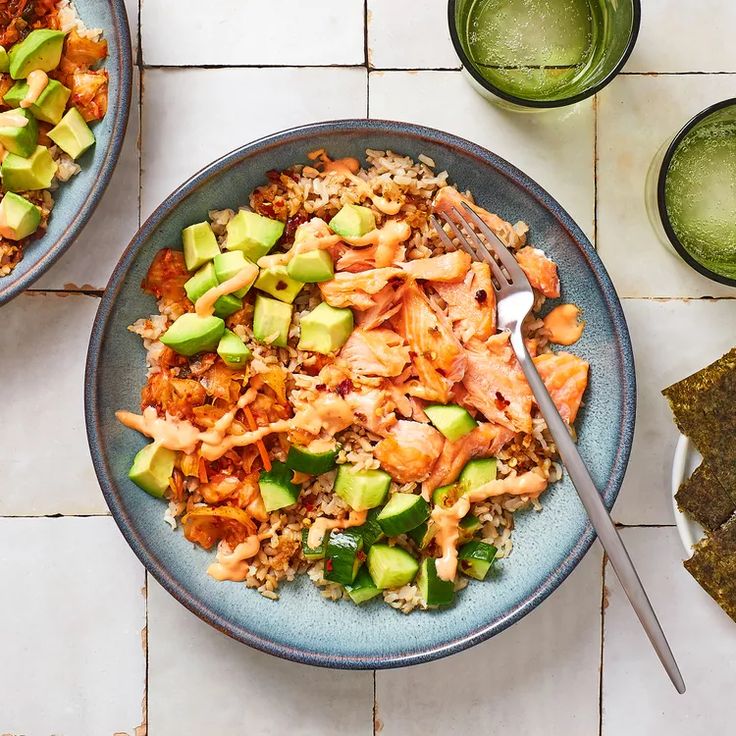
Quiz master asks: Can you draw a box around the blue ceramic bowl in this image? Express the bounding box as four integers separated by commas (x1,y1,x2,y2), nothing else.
0,0,132,305
86,120,636,668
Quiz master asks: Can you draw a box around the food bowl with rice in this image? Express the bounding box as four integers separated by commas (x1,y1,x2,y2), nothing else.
86,119,635,668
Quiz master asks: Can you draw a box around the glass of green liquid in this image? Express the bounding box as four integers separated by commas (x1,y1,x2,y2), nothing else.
448,0,640,109
645,99,736,286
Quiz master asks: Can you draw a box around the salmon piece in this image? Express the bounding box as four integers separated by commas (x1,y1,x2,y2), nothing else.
533,351,589,424
374,420,444,483
422,423,515,495
515,247,560,299
401,250,471,282
348,387,398,435
433,187,528,249
319,267,406,310
462,334,533,434
340,328,410,377
433,261,496,343
357,282,406,330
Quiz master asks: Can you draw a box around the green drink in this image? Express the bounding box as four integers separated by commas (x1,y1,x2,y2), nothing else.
648,100,736,285
449,0,639,108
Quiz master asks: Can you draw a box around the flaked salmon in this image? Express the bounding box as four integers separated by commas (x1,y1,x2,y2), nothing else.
356,282,406,330
533,351,589,424
433,186,528,249
339,328,410,377
433,261,496,343
348,387,398,435
319,267,405,310
515,247,560,299
462,334,533,434
374,420,444,483
401,250,471,282
422,422,515,495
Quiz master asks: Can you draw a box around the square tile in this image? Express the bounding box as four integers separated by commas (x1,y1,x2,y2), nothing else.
0,292,108,515
614,298,736,525
597,74,736,297
375,545,602,736
147,578,373,735
368,0,460,69
0,517,145,734
624,0,736,73
141,0,365,66
369,71,595,241
602,527,736,734
35,69,141,291
141,67,367,217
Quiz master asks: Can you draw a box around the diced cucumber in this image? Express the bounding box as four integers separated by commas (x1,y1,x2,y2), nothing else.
334,464,391,510
424,404,478,441
417,557,455,607
258,461,300,511
408,521,436,549
324,530,363,585
459,458,497,490
344,566,382,604
301,528,329,560
432,483,464,509
377,493,430,537
353,507,385,549
458,540,497,581
367,544,419,589
459,515,482,533
286,444,338,475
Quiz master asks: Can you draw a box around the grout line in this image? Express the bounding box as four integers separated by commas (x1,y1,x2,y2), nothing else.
144,569,149,735
620,70,736,76
369,66,462,72
614,523,677,528
141,63,367,71
364,0,370,117
25,287,103,296
0,513,111,518
372,669,377,735
619,295,736,302
136,0,143,67
598,550,607,736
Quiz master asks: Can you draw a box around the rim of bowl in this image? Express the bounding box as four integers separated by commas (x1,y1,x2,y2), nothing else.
656,96,736,288
85,118,637,669
0,0,133,306
446,0,641,109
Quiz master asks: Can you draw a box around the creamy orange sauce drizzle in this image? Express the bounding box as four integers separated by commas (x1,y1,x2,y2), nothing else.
543,304,584,345
293,393,355,436
307,509,368,549
195,262,258,317
20,70,49,109
0,110,29,128
307,148,361,176
207,536,260,582
432,472,549,581
258,219,342,270
343,219,412,267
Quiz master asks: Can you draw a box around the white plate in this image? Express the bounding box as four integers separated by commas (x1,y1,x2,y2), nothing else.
671,434,706,557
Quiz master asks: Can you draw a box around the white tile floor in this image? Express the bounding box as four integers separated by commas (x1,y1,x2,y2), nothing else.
3,2,734,734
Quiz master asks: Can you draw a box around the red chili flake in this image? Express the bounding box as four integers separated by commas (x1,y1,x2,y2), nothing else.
315,383,327,391
357,550,367,563
282,211,309,244
495,391,510,410
325,559,333,572
303,500,315,512
266,169,281,182
275,280,288,291
336,379,354,397
475,289,487,304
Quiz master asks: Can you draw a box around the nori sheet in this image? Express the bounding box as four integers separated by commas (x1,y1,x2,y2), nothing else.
684,515,736,623
676,462,736,533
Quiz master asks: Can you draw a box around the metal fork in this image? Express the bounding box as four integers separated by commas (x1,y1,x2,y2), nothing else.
432,203,686,695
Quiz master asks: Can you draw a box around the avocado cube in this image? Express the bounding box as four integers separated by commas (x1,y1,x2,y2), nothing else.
0,109,38,157
225,210,284,261
213,251,257,297
128,442,177,498
298,302,353,355
184,262,218,304
253,294,293,348
287,249,334,283
2,145,57,192
0,45,9,74
48,107,95,159
0,192,40,240
160,313,225,357
329,204,376,238
254,265,304,304
212,293,242,318
5,79,71,125
8,29,66,79
182,221,220,271
217,328,252,369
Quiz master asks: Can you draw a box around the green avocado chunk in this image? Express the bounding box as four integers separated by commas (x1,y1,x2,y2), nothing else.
328,204,376,238
128,442,177,498
334,465,391,511
0,45,9,73
48,107,95,159
217,329,252,368
8,29,66,79
213,250,256,297
424,404,478,441
252,294,293,347
254,264,304,304
297,301,353,355
4,79,71,124
182,221,220,271
183,262,243,317
1,145,57,192
160,313,225,357
287,249,334,283
0,191,40,240
225,210,284,261
0,109,38,157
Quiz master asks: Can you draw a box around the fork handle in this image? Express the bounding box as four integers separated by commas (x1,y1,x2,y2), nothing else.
509,330,686,694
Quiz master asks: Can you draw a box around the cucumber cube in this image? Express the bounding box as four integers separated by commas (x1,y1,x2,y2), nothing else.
286,444,338,475
345,566,382,604
408,521,436,549
458,540,497,581
417,557,455,607
324,530,363,585
334,465,391,511
424,404,478,441
259,461,300,511
459,458,497,491
301,528,329,561
377,493,430,537
367,544,419,589
353,507,385,549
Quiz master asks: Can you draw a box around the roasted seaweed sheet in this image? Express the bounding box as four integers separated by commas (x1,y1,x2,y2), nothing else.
675,462,736,533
